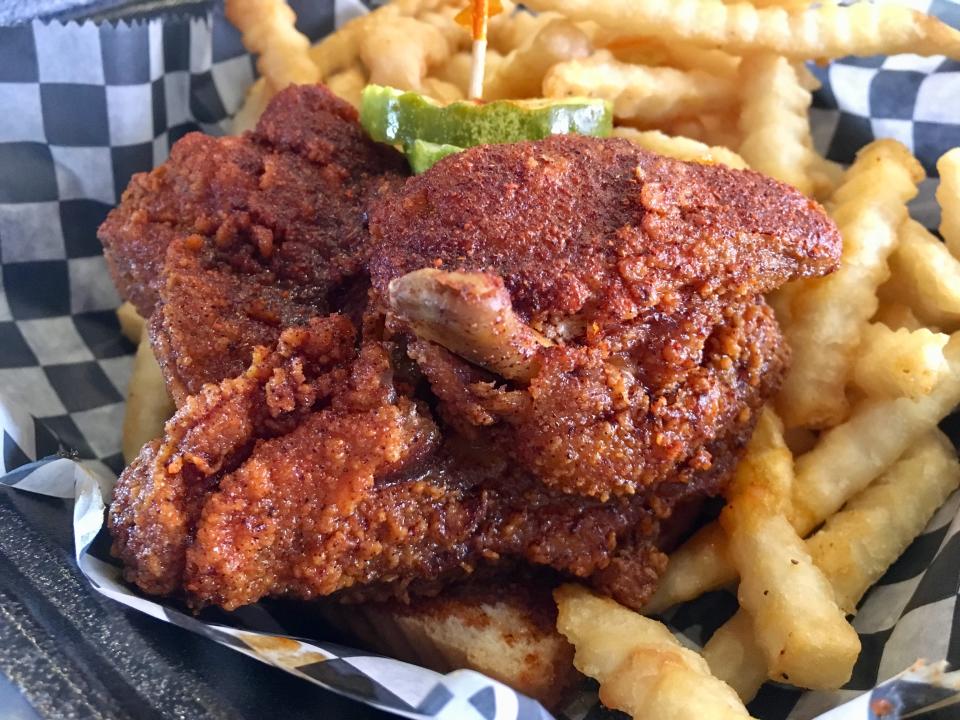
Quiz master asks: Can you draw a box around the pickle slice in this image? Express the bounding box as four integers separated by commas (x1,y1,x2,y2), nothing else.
360,84,612,154
406,139,464,174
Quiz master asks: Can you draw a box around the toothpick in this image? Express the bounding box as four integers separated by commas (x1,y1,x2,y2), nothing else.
469,38,487,100
468,0,489,100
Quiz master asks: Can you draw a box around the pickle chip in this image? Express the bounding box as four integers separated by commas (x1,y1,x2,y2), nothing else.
406,139,464,174
360,84,612,172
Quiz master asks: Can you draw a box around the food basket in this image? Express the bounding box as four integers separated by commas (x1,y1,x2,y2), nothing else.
0,1,959,718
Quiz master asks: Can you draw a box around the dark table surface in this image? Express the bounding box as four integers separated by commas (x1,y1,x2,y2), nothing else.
0,486,394,720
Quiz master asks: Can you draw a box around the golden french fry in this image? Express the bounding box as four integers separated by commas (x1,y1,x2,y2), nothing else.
808,155,845,202
720,407,858,689
122,338,176,464
612,128,748,169
698,111,743,150
308,0,443,80
661,117,711,145
852,323,949,399
701,610,768,703
431,51,473,92
418,6,472,51
600,651,753,720
721,0,810,9
721,489,860,689
431,50,504,97
705,431,960,702
649,335,960,613
360,15,451,91
873,296,926,332
555,585,753,720
642,521,732,615
225,0,319,91
643,409,791,614
487,6,561,54
658,114,741,151
486,19,592,100
884,220,960,332
789,332,960,533
777,139,924,429
792,60,821,92
522,0,960,61
726,408,794,506
116,301,145,344
232,77,271,134
808,430,960,613
392,0,458,15
309,16,364,78
737,54,816,196
938,148,960,259
597,33,740,79
326,64,368,108
544,51,736,125
420,76,465,103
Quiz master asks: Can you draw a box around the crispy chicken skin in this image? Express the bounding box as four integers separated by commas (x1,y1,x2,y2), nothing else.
98,85,406,402
369,136,840,499
370,136,839,325
112,317,713,610
104,86,841,611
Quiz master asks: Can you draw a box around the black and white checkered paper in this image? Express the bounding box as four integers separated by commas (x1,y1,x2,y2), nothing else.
1,1,960,718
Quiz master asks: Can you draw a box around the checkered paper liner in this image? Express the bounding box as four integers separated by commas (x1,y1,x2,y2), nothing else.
1,0,960,718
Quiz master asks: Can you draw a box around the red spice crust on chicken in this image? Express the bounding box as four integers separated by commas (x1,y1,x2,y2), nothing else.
101,85,841,612
112,317,736,610
369,135,840,499
99,85,407,403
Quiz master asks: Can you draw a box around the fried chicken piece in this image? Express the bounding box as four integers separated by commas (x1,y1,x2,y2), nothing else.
369,136,840,499
110,315,359,596
370,135,839,328
112,317,732,611
106,103,841,614
404,293,787,499
98,85,407,402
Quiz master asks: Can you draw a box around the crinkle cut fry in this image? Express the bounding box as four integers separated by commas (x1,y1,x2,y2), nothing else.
777,139,923,429
852,322,949,400
737,53,817,196
644,331,960,614
937,149,960,259
704,431,960,702
555,584,753,719
307,0,457,82
485,18,591,100
884,219,960,331
225,0,319,90
612,127,749,170
692,407,859,692
522,0,960,60
544,50,737,125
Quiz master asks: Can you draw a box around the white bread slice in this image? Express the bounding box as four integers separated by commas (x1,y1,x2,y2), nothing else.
319,582,580,709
